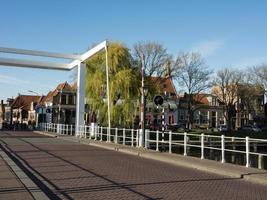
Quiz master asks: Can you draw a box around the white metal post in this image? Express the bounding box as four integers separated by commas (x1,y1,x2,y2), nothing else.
75,62,85,137
131,129,134,147
184,132,187,156
105,45,111,142
94,126,97,141
89,126,92,140
169,131,172,153
100,127,103,141
115,128,118,144
221,135,225,163
136,130,139,147
145,130,148,149
201,133,204,159
84,126,87,138
246,136,250,167
156,130,159,151
123,128,126,145
70,125,73,135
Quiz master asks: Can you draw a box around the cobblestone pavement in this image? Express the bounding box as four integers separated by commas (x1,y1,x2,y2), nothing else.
0,151,33,200
0,131,267,200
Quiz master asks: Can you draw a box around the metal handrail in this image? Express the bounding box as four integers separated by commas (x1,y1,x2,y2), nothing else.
39,123,267,169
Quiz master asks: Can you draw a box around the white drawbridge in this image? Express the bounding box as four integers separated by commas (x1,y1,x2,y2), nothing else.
0,41,111,138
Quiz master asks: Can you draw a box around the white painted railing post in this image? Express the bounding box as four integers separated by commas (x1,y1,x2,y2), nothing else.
156,130,159,151
246,136,250,167
70,125,73,135
201,133,204,159
108,127,111,142
144,130,149,149
258,154,263,169
89,126,92,140
136,130,139,147
100,127,103,141
66,125,69,135
169,131,172,153
84,126,87,138
131,129,134,146
123,128,126,145
221,135,225,163
115,128,118,144
184,132,187,156
94,126,97,141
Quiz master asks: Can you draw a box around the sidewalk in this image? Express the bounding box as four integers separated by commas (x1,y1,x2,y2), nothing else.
0,147,50,200
0,152,34,200
35,131,267,186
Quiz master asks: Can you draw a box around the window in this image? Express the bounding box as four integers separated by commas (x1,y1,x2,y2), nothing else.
61,95,66,105
69,95,73,105
212,97,217,106
201,111,208,124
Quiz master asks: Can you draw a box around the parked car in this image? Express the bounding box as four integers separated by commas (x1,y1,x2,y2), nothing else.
241,125,261,132
218,124,228,132
166,123,185,131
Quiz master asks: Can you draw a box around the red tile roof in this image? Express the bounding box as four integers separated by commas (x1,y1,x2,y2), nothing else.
150,77,177,96
11,95,41,111
37,82,75,106
179,94,209,105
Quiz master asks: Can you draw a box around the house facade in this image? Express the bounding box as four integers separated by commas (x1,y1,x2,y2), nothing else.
36,82,76,125
11,95,40,125
144,76,179,130
178,94,225,129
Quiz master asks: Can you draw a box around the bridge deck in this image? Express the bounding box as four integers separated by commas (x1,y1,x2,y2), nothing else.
0,131,266,200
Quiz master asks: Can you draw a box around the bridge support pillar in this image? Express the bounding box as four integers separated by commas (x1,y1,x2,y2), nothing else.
75,62,86,137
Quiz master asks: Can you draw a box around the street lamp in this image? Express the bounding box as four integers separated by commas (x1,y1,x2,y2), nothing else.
28,90,43,127
140,86,148,148
139,52,148,147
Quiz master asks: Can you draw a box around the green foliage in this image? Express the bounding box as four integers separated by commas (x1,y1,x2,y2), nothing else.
86,42,140,127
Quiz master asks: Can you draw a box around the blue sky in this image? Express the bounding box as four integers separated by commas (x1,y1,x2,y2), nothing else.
1,0,267,100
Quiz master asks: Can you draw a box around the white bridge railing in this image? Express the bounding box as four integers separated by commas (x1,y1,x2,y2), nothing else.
39,123,267,170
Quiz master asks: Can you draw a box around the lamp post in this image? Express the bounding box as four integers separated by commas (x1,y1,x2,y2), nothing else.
28,90,42,128
140,53,149,147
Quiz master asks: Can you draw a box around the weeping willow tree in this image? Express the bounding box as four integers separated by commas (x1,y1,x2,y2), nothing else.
86,42,140,128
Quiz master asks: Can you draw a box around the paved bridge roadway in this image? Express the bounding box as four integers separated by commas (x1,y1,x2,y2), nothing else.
0,131,266,200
